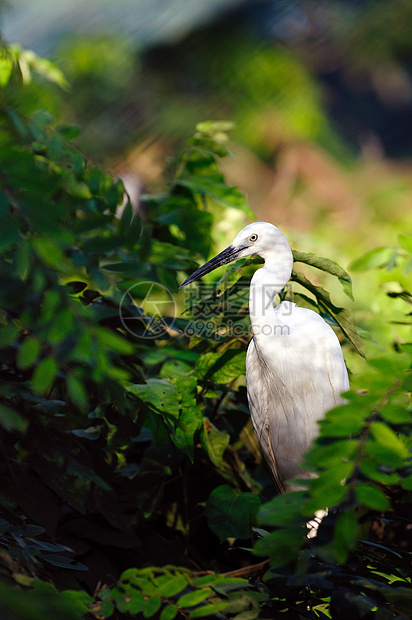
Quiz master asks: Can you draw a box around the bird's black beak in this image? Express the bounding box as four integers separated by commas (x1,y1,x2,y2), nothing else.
180,245,245,288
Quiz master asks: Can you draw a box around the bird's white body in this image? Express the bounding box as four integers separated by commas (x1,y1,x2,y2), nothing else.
181,221,349,491
246,300,349,490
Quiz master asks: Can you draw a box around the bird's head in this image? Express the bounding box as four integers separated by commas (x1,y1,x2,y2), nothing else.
180,221,289,288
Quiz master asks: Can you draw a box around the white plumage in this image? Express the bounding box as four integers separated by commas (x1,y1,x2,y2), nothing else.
181,222,349,491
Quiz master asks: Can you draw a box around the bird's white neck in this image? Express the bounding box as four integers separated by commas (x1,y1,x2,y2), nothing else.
249,241,293,337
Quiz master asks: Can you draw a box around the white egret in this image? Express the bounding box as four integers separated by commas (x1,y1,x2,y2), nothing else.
181,222,349,492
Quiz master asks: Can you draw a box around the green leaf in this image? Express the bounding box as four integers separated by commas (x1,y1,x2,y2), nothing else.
359,459,400,485
293,250,354,299
56,124,81,140
100,600,114,618
303,462,353,514
379,405,411,425
143,596,162,618
32,357,58,393
0,404,27,433
192,575,248,588
215,261,245,295
401,476,412,491
156,208,213,259
160,605,178,620
155,575,188,597
0,323,20,347
128,379,180,418
305,439,359,468
172,376,202,461
254,526,305,565
355,484,390,511
349,247,395,272
196,350,246,384
115,595,128,613
0,53,13,87
258,492,307,527
20,48,70,89
129,592,145,614
200,418,230,468
66,374,89,412
177,588,211,607
369,354,409,377
16,337,41,370
196,121,235,134
95,327,135,355
190,603,228,618
32,237,66,270
206,486,260,542
365,441,405,468
369,422,409,459
398,233,412,254
320,405,368,437
333,511,360,563
176,177,254,217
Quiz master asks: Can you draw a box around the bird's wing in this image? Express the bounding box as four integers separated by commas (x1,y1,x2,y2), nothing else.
246,338,298,493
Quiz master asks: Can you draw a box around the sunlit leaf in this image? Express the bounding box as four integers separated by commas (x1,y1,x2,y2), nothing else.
196,120,235,134
319,405,368,437
398,233,412,254
128,379,180,418
155,575,188,598
177,588,211,607
0,52,13,87
196,349,246,383
200,418,230,468
349,247,396,272
293,250,354,300
369,421,409,459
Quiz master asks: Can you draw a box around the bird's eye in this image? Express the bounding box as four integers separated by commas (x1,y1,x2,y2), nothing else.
249,234,258,242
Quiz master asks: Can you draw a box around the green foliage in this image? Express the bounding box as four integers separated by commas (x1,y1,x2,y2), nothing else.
205,485,261,542
0,44,69,89
0,580,91,620
94,565,264,619
0,41,411,620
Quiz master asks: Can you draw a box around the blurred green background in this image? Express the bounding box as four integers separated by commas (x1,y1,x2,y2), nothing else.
1,0,412,357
